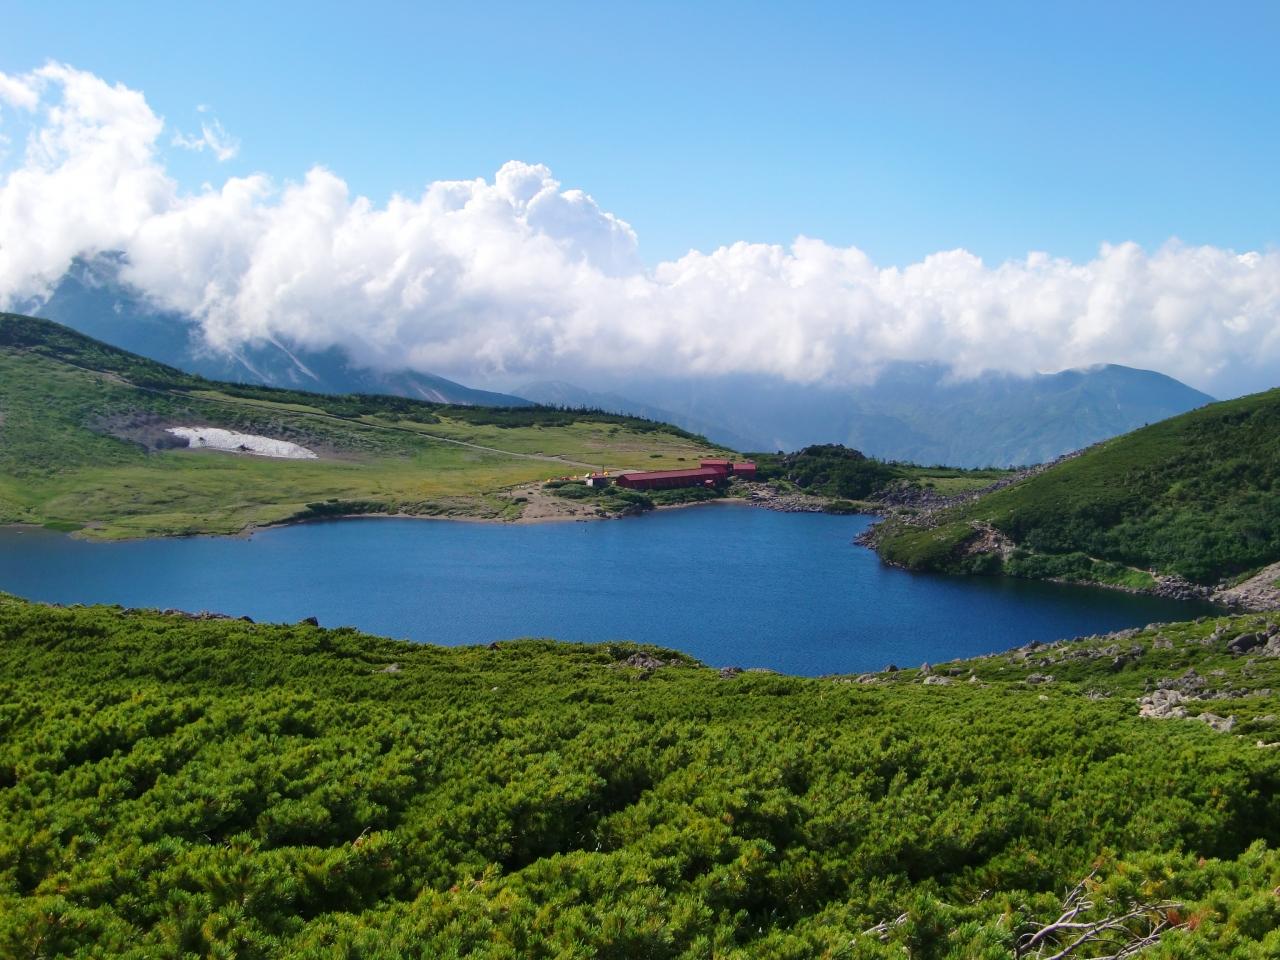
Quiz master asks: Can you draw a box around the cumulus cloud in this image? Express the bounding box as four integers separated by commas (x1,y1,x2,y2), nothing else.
1,62,1278,396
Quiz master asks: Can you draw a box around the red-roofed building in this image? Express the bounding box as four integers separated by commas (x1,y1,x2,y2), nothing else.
615,467,723,490
614,460,758,490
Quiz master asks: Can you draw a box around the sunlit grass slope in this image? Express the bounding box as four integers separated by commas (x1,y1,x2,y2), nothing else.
0,313,727,537
876,389,1280,585
1,595,1278,957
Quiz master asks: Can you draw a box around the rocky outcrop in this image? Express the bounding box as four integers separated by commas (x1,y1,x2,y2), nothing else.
1214,561,1280,611
1205,620,1280,657
1139,688,1189,719
961,522,1016,562
1150,575,1213,602
735,483,834,514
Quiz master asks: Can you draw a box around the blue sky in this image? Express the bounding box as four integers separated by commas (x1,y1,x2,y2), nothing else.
3,2,1279,396
6,0,1278,266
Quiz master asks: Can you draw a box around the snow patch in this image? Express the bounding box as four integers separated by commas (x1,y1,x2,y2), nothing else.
166,427,318,459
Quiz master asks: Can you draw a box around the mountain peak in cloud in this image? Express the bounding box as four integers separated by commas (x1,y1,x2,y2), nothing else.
2,63,1279,398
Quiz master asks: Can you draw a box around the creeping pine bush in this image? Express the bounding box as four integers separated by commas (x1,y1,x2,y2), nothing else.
2,597,1280,957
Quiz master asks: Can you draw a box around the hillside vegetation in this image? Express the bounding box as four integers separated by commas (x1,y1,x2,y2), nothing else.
873,389,1280,586
1,595,1279,957
752,445,1012,501
0,313,727,538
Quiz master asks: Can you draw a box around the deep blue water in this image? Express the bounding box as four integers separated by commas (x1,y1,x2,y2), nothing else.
0,505,1216,675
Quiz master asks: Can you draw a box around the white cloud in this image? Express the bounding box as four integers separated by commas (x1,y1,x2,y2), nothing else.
0,72,39,111
172,116,239,161
0,63,172,298
1,63,1279,397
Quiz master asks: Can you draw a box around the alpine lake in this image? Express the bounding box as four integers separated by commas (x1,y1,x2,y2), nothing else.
0,503,1217,676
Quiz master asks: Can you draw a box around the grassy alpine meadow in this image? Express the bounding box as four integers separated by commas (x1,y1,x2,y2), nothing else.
0,314,728,538
1,594,1280,957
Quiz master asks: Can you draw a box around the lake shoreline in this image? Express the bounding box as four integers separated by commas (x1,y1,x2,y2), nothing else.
5,482,849,543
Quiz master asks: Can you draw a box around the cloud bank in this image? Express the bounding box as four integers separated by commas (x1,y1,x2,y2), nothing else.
2,62,1279,395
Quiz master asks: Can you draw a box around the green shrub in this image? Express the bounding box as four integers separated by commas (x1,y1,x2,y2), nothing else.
2,597,1280,956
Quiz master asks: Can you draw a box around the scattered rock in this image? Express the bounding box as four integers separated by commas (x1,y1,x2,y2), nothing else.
1197,712,1236,733
1228,632,1265,655
960,522,1016,562
1025,673,1054,685
1139,689,1189,719
923,675,953,685
718,666,743,679
1155,669,1207,694
622,652,669,671
376,663,402,674
1151,576,1210,602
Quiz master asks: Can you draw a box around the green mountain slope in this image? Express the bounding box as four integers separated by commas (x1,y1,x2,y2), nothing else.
871,389,1280,586
2,595,1279,956
0,313,726,538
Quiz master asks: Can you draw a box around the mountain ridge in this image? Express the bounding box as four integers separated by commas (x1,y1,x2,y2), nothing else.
596,363,1214,466
24,255,534,408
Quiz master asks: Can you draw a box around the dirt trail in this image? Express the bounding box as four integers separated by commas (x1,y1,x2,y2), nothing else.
509,484,603,522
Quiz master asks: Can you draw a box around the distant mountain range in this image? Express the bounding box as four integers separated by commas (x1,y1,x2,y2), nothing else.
524,366,1214,467
515,380,761,452
28,255,1214,466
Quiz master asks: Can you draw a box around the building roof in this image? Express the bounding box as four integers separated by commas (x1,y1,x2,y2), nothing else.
618,467,723,482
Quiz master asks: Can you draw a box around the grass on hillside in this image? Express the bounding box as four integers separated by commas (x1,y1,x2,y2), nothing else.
1,595,1279,957
893,465,1014,495
752,446,1015,502
0,314,728,538
875,389,1280,585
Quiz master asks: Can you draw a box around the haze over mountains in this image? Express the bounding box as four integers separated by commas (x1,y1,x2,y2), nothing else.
26,254,1212,467
522,367,1214,467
